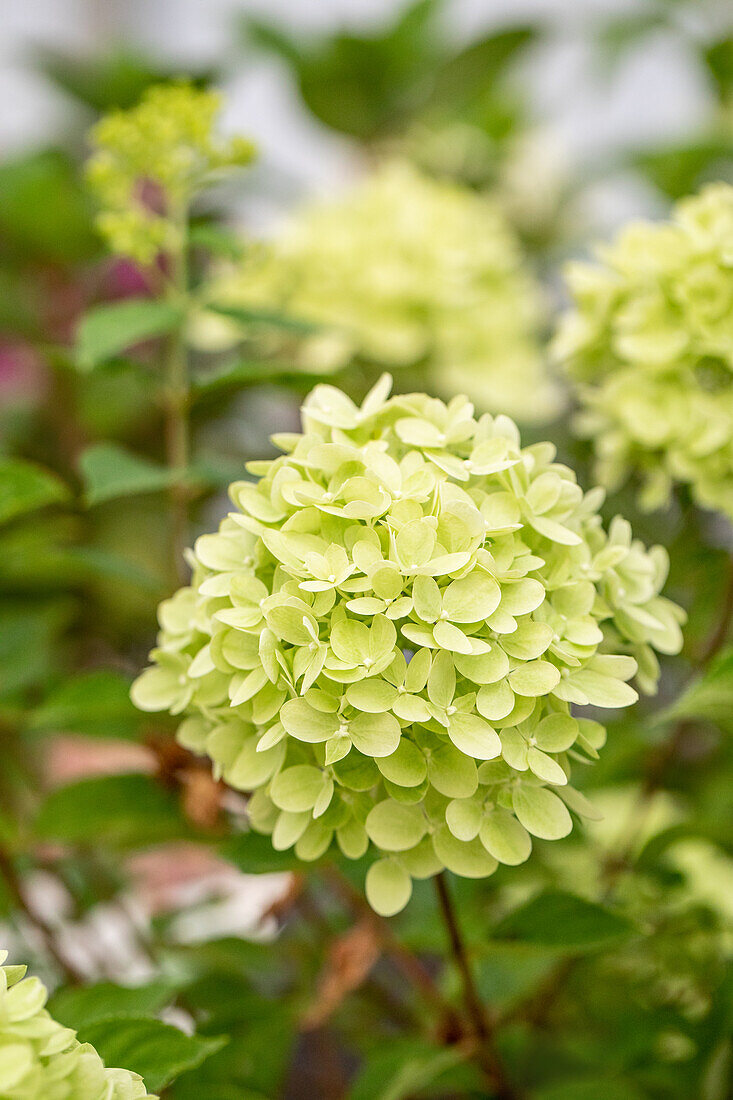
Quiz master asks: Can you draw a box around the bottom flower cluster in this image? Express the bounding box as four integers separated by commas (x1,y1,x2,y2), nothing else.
0,952,156,1100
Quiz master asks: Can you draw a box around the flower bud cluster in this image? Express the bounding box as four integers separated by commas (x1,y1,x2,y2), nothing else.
87,83,256,263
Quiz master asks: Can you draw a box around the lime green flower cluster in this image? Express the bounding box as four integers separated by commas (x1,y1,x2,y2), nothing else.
554,183,733,516
87,83,256,263
203,161,560,423
132,376,683,916
0,951,155,1099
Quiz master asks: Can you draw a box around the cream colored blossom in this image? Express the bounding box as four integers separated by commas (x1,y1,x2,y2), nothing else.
554,182,733,517
0,952,156,1099
133,376,683,916
201,162,561,423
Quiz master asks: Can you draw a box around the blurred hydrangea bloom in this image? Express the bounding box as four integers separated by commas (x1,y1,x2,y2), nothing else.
201,162,561,423
554,183,733,516
87,83,256,263
0,951,155,1098
133,376,683,916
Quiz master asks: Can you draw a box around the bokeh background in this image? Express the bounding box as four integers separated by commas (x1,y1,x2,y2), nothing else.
2,3,733,1098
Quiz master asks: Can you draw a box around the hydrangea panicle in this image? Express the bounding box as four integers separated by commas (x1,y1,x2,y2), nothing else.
133,376,684,916
554,182,733,517
87,82,256,263
0,950,156,1098
197,161,561,423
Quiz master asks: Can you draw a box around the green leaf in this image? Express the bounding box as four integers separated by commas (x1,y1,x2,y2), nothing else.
76,298,184,370
207,302,323,336
81,1016,226,1092
532,1078,646,1100
79,443,185,506
243,0,444,142
37,46,215,112
493,889,635,950
29,670,139,739
349,1038,469,1100
220,831,303,873
0,150,96,263
189,223,246,258
192,359,328,397
34,774,186,848
664,647,733,729
0,459,69,525
58,545,163,592
0,599,72,699
428,25,537,111
48,979,180,1030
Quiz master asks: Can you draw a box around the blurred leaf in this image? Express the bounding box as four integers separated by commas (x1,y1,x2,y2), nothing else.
595,11,669,71
36,47,215,112
493,890,635,950
76,298,183,371
664,648,733,729
207,302,324,336
220,831,303,874
79,443,181,506
475,942,560,1007
633,138,733,201
35,774,186,847
428,26,537,112
49,978,181,1030
29,670,139,739
702,1041,733,1100
532,1078,646,1100
81,1016,226,1092
0,458,69,525
243,0,444,141
189,223,246,259
193,359,332,398
0,599,73,698
704,37,733,102
0,150,96,263
59,545,163,592
349,1039,468,1100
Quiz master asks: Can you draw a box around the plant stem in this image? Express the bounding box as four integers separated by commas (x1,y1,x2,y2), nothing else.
324,866,460,1031
0,847,82,985
434,873,518,1099
164,202,191,585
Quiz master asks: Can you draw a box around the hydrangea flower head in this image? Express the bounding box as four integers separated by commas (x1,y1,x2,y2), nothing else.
133,376,683,916
87,82,256,262
201,161,561,423
554,182,733,516
0,951,156,1098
